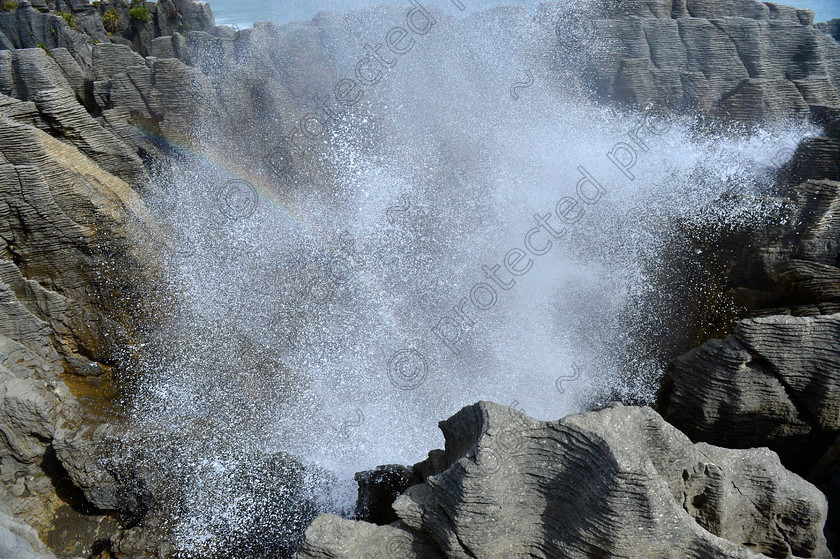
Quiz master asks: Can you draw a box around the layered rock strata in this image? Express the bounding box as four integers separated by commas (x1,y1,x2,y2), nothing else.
295,402,832,559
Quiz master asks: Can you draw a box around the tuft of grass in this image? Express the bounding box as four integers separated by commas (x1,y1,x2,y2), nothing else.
129,3,149,23
0,0,18,12
91,0,100,7
102,8,120,32
56,10,77,30
37,42,50,54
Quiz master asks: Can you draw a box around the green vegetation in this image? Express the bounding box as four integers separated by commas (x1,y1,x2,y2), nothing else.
37,42,49,54
0,0,18,12
56,11,77,30
129,2,149,23
102,8,120,32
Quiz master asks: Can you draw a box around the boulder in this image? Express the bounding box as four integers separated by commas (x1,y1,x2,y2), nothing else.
296,402,831,559
656,313,840,552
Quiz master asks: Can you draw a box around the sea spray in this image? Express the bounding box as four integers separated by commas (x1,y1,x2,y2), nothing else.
123,4,817,555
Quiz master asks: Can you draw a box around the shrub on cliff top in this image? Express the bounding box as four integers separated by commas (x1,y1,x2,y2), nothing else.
129,3,149,23
1,0,18,12
102,8,120,32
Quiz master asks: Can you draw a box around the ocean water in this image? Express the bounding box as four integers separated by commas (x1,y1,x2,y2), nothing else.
208,0,840,28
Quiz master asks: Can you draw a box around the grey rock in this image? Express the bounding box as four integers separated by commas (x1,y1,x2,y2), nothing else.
782,120,840,185
0,47,77,100
817,19,840,42
0,89,165,542
1,1,839,557
103,512,176,559
32,87,148,184
296,402,831,559
91,43,146,82
0,499,56,559
702,178,840,320
657,313,840,471
0,367,66,465
150,35,176,59
47,47,92,103
0,6,93,67
558,0,840,121
53,424,151,517
173,0,213,31
812,435,840,551
295,517,443,559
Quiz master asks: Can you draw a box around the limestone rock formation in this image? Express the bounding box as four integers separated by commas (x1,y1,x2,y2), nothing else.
296,402,831,559
657,313,840,471
817,19,839,43
0,0,215,60
561,0,840,121
0,43,166,556
652,121,840,555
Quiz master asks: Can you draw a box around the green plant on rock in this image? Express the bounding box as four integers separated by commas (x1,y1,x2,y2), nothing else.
37,42,49,54
129,3,149,23
102,8,120,32
0,0,18,12
91,0,100,7
56,10,77,29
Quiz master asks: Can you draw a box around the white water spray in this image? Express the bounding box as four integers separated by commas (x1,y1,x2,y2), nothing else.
121,4,817,555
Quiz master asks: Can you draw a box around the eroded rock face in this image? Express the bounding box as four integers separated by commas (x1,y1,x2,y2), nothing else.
703,121,840,320
656,312,840,552
296,402,830,559
818,19,840,43
563,0,840,121
0,498,56,559
0,73,165,553
657,313,840,470
0,0,215,61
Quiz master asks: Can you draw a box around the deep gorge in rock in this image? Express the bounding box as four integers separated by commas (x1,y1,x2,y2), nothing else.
1,0,839,558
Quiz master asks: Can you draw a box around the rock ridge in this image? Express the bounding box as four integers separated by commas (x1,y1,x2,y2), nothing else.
295,402,832,559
